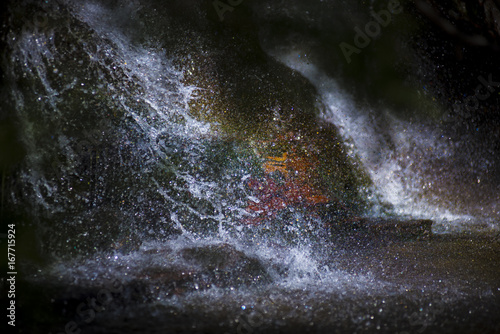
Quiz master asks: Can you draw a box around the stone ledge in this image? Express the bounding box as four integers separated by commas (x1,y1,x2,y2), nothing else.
329,217,433,242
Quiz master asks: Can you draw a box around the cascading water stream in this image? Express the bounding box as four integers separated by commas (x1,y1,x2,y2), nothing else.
2,1,499,333
263,54,477,229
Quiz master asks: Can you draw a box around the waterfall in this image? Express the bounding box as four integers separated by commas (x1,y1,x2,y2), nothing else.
2,1,500,333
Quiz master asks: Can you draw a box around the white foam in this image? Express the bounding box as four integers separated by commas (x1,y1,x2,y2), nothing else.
265,49,475,228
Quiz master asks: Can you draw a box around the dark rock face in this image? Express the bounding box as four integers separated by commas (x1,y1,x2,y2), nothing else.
175,244,271,289
137,243,272,297
2,2,500,333
328,218,433,245
0,0,375,257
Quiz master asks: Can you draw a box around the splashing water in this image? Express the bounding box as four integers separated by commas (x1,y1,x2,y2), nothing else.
3,1,500,333
264,49,498,234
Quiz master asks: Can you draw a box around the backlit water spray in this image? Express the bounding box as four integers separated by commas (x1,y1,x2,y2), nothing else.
1,1,499,333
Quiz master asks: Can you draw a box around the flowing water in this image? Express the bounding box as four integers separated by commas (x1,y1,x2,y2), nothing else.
1,0,500,333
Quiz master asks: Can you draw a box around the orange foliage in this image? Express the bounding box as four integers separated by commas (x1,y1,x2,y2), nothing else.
244,149,330,225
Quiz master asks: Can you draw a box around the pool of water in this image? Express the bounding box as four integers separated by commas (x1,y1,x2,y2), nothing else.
19,231,500,333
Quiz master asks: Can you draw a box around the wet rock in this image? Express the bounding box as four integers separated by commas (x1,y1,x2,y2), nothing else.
328,217,433,244
136,243,271,297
